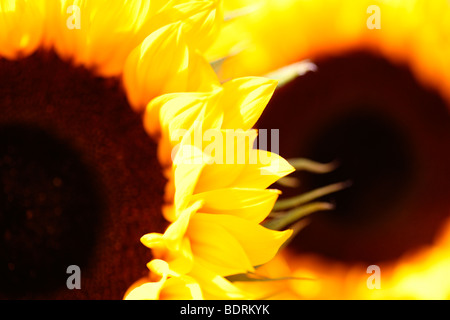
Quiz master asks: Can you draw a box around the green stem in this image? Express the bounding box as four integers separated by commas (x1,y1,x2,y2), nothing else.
287,158,339,173
272,181,350,212
265,202,334,231
276,176,301,188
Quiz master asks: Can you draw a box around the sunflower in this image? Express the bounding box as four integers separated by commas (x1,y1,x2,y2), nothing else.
208,0,450,299
123,78,297,299
0,0,228,299
2,0,302,301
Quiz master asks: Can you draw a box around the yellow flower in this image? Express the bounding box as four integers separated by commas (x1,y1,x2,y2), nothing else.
1,0,333,300
210,0,450,101
144,76,279,167
207,0,450,299
125,121,294,298
124,260,204,300
0,0,226,299
125,258,250,300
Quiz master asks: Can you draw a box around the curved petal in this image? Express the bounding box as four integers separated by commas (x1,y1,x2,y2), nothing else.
220,77,278,130
188,215,255,276
123,22,189,112
232,149,295,189
152,0,223,52
195,213,292,268
190,188,280,223
189,262,252,300
0,0,45,59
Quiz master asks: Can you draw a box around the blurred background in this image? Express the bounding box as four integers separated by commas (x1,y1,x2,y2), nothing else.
208,0,450,299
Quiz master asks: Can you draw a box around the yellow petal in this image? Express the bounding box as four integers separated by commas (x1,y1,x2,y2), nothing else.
190,188,280,223
141,232,165,251
141,202,202,275
53,0,181,76
124,278,166,300
151,0,223,52
123,22,189,112
141,232,194,276
194,162,246,194
192,129,258,192
148,258,173,276
220,77,278,130
162,203,177,222
188,214,255,276
144,91,216,140
156,92,224,167
195,213,293,268
156,93,214,165
172,146,208,213
159,275,204,300
125,254,202,300
162,91,222,146
84,0,154,76
186,48,221,92
195,131,295,193
189,262,251,300
0,0,45,59
193,139,294,192
166,237,195,275
232,149,295,189
193,128,258,167
163,200,203,247
126,261,204,300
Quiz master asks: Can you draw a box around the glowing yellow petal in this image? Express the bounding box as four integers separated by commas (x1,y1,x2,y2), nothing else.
195,213,293,269
52,0,88,63
189,262,251,299
186,49,221,92
53,0,195,76
155,91,223,166
144,89,219,140
0,0,45,59
125,259,203,300
171,146,208,213
141,232,165,251
232,149,295,189
123,22,189,112
195,130,265,193
192,133,292,193
165,92,224,137
163,200,203,247
124,278,166,300
160,108,210,169
221,77,278,130
208,128,258,166
151,0,223,52
190,188,280,223
194,162,246,194
159,275,204,300
83,0,154,76
187,129,257,193
188,214,255,275
141,231,195,275
125,262,246,300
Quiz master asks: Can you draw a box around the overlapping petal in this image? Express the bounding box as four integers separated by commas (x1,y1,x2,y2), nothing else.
0,0,45,59
124,259,250,300
46,0,222,77
0,0,291,301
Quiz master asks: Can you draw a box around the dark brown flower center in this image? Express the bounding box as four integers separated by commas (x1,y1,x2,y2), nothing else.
0,51,167,299
257,51,450,264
